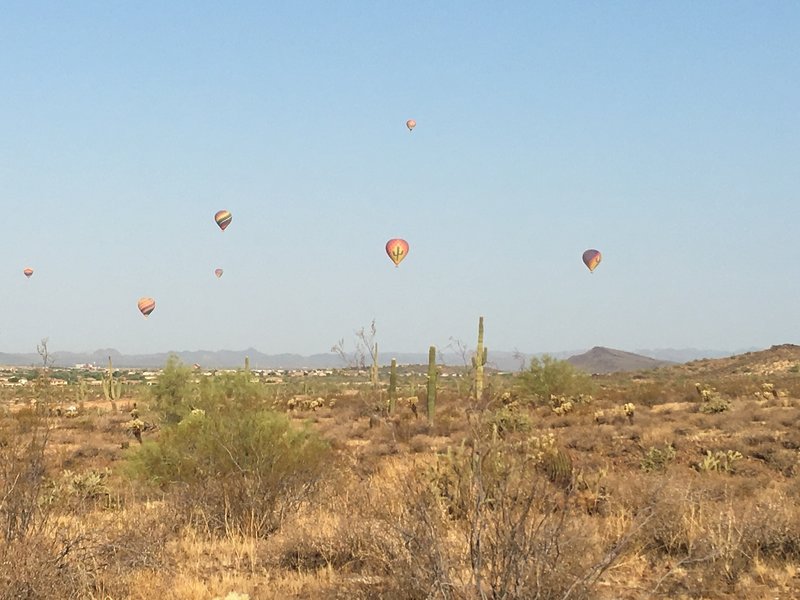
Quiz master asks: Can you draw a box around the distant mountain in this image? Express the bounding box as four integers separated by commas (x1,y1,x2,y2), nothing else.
567,347,676,374
0,348,574,370
0,345,769,371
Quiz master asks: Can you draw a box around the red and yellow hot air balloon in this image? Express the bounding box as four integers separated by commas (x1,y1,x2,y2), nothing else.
137,297,156,317
386,239,409,267
23,267,34,279
214,268,224,279
406,119,416,131
582,249,602,273
214,210,232,231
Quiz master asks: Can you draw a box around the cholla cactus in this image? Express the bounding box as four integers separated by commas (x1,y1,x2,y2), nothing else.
523,433,557,462
407,396,419,419
622,403,635,424
696,384,730,413
128,418,145,444
697,450,742,473
550,394,574,415
755,382,780,401
553,400,574,416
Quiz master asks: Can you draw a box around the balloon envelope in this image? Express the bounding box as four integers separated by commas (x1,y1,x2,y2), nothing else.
582,249,602,273
214,210,232,231
386,239,409,267
23,267,33,279
406,119,416,131
214,268,224,278
137,297,156,317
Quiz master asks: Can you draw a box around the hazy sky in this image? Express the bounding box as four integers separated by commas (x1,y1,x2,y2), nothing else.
1,2,798,356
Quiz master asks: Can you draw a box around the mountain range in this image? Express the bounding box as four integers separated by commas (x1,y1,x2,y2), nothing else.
0,346,754,371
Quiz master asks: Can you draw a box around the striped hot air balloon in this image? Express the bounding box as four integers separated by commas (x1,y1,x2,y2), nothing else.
214,268,224,278
582,249,602,273
214,210,232,231
386,239,409,267
137,297,156,317
23,267,34,279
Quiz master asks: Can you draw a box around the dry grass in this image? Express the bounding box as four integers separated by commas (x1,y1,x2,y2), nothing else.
2,355,800,599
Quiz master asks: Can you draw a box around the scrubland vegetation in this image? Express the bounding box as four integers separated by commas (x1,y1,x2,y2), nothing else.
1,343,800,599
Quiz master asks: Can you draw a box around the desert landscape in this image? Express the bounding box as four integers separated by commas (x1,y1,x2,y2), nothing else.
1,334,799,600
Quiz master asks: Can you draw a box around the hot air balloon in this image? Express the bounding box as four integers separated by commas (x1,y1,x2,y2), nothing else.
386,239,409,267
23,267,34,279
214,268,224,279
582,249,602,273
406,119,416,132
214,210,232,231
137,297,156,317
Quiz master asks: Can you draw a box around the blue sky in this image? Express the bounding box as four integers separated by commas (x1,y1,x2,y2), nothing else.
1,2,798,356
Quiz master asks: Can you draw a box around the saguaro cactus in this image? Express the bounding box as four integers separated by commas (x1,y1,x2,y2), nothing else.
76,378,88,408
388,358,398,414
472,316,488,401
427,346,437,425
371,342,379,390
102,356,122,412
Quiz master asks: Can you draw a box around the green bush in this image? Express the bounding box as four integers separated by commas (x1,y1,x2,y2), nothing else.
130,362,332,537
148,355,196,424
515,355,593,401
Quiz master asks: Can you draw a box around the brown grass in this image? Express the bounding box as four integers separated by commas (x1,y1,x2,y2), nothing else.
2,359,800,599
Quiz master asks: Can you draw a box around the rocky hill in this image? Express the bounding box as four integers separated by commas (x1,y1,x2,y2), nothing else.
567,346,676,374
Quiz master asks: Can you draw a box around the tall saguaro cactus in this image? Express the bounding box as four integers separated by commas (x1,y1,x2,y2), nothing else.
427,346,437,425
388,358,398,414
472,316,488,401
102,356,122,412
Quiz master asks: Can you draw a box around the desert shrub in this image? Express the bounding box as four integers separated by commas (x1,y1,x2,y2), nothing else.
361,427,637,600
128,406,331,537
516,355,593,401
489,403,532,436
0,410,96,598
148,354,196,424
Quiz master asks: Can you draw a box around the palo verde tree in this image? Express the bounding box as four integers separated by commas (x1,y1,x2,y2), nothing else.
130,356,332,537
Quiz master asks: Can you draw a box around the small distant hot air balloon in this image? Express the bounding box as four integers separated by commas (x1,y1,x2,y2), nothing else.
214,268,224,279
137,297,156,317
23,267,34,279
386,239,409,267
582,249,602,273
406,119,416,131
214,210,232,231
